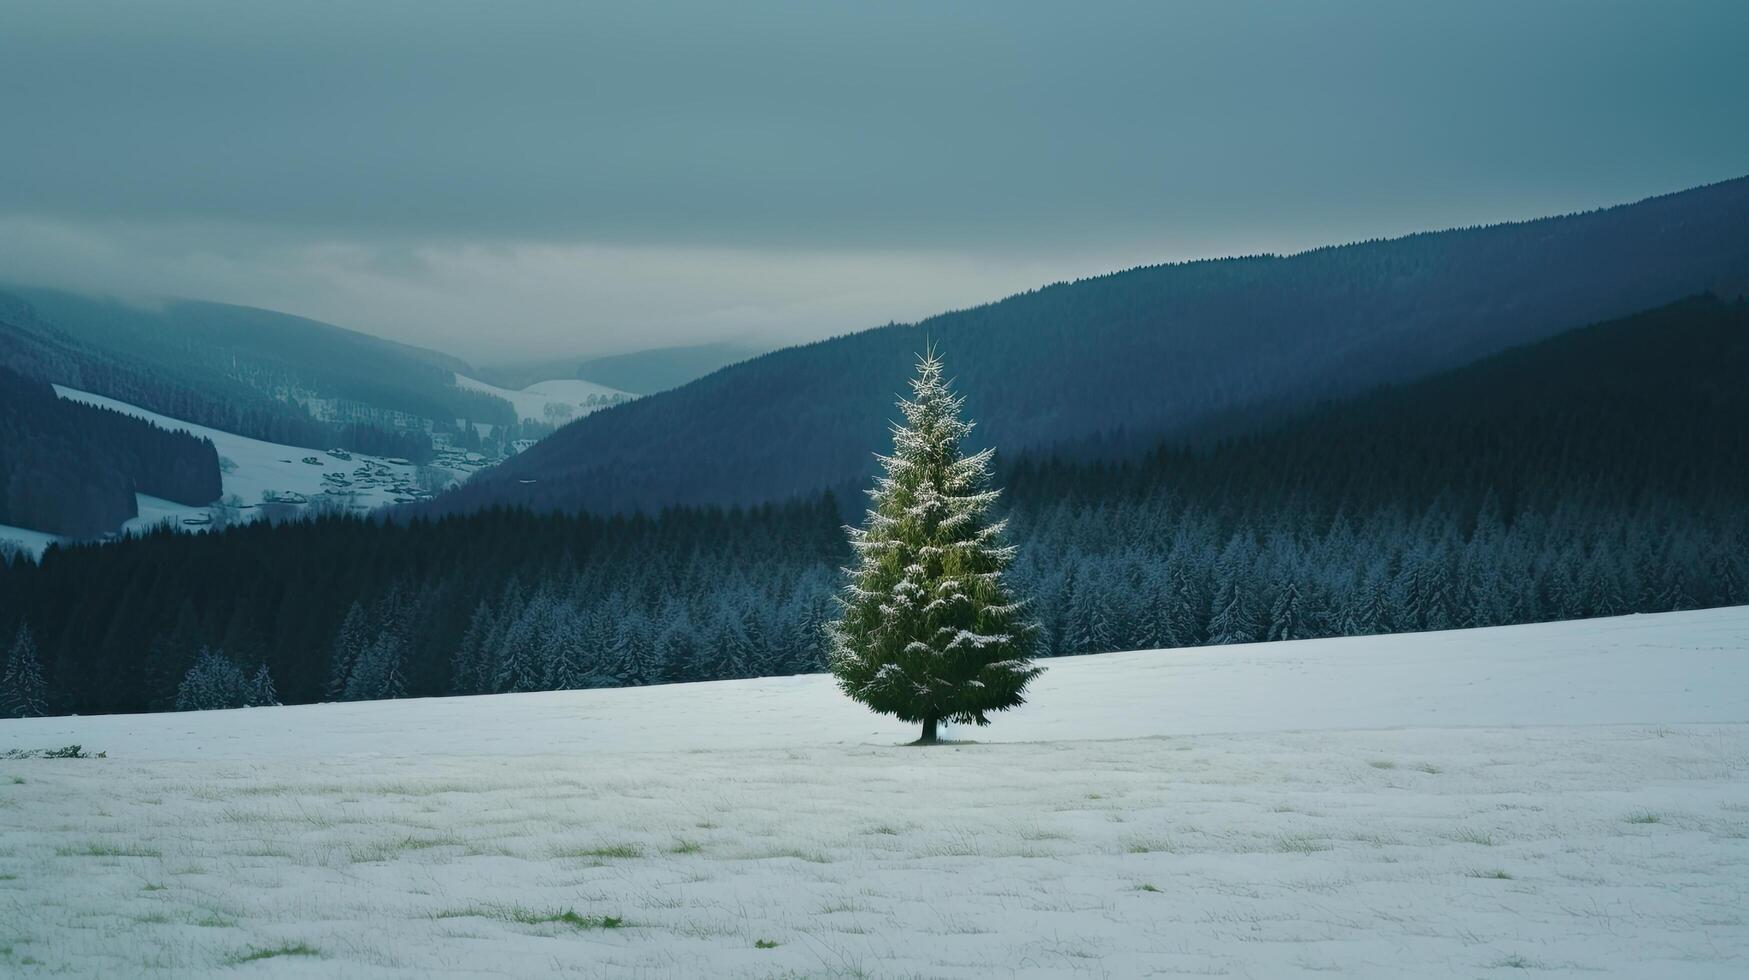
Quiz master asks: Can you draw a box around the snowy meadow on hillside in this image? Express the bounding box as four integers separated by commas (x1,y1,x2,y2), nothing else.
3,610,1746,977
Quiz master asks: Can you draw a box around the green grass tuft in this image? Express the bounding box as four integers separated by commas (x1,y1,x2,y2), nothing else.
551,843,642,859
1275,834,1331,854
755,938,780,949
55,841,161,858
225,942,319,965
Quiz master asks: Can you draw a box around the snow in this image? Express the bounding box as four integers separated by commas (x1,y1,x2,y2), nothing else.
0,522,60,559
454,373,633,424
50,385,427,532
2,607,1746,977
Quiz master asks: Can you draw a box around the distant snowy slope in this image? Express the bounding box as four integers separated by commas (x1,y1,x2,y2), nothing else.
454,373,632,424
7,606,1744,760
52,385,423,531
0,522,59,560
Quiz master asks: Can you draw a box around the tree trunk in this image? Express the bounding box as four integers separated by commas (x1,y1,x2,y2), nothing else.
915,716,940,745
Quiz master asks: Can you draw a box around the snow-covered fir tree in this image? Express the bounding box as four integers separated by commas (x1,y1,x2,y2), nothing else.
2,623,48,719
1068,573,1117,655
344,634,407,701
1267,577,1305,642
326,600,369,700
246,664,280,707
450,600,496,695
175,648,249,711
829,348,1041,744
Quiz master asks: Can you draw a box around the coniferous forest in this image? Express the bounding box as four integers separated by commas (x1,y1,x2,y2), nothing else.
0,365,221,538
4,295,1745,718
0,289,513,465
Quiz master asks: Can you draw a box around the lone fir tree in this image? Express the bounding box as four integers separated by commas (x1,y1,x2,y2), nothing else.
829,349,1041,744
2,623,48,719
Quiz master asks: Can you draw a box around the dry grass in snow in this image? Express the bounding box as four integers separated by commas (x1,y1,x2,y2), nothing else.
2,608,1747,977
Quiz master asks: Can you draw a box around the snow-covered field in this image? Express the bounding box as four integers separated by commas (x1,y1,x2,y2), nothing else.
3,608,1746,977
455,373,632,424
18,387,427,543
0,378,631,556
0,523,60,561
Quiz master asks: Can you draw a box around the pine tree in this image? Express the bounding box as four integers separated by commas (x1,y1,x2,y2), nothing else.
246,664,280,707
1068,572,1117,655
1267,577,1304,642
326,601,369,700
2,623,49,719
829,349,1041,744
175,647,248,711
451,600,495,695
539,608,589,690
344,635,407,701
700,608,750,680
609,610,657,685
1206,573,1257,645
1162,563,1203,647
785,593,830,673
656,620,699,684
494,590,550,693
1207,533,1260,645
1047,567,1078,657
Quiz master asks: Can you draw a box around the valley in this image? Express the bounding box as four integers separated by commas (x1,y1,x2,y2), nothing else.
0,373,625,557
0,388,431,557
453,373,634,426
1,8,1745,977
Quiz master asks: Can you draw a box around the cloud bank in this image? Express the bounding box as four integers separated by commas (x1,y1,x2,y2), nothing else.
3,1,1745,362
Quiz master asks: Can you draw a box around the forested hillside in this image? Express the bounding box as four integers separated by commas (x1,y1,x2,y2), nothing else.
0,366,221,537
0,287,514,461
1004,294,1749,654
570,341,766,394
5,295,1745,716
1,306,340,449
437,176,1749,516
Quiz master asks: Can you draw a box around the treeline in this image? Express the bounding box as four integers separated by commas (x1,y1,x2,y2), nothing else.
1012,493,1744,657
4,475,1741,718
2,295,1746,716
1009,294,1749,650
0,501,849,715
0,366,221,537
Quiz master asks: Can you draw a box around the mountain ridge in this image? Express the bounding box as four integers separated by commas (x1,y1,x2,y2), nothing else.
0,285,517,459
433,174,1749,517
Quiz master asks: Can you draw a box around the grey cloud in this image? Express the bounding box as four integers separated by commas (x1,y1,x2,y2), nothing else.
2,1,1745,360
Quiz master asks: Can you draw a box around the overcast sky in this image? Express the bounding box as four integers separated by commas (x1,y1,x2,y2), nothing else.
3,1,1746,365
